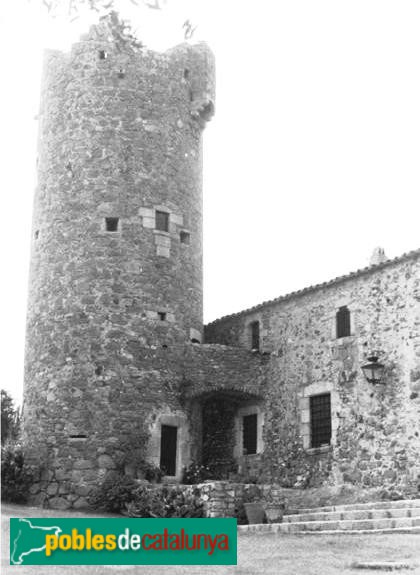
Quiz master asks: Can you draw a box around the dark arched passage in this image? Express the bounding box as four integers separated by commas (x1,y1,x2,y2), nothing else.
192,389,263,479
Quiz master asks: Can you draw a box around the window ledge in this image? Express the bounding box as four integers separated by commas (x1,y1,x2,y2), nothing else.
332,335,355,346
153,229,170,236
306,445,332,456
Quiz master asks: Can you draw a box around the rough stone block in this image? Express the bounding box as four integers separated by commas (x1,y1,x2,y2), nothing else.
142,217,155,228
156,246,170,258
75,484,92,497
97,454,116,469
47,483,59,495
49,497,71,510
170,213,183,226
73,459,94,470
73,497,90,510
139,207,154,217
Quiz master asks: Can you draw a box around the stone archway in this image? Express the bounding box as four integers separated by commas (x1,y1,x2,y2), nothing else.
197,390,263,480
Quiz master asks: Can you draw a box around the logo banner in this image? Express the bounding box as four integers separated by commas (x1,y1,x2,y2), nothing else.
10,517,237,565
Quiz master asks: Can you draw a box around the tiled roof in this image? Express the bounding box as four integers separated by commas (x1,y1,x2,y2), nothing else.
206,248,420,325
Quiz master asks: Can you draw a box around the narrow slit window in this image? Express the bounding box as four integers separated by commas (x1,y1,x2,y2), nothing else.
155,210,169,232
34,230,39,240
180,231,190,244
118,68,125,79
160,425,177,476
310,393,332,448
243,413,258,455
158,311,167,321
69,434,87,440
105,217,119,232
336,306,351,338
250,321,260,351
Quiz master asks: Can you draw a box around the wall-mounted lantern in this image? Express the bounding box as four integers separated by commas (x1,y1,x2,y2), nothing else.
361,355,385,384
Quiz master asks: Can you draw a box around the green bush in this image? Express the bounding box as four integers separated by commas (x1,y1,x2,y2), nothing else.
1,442,34,503
125,485,205,518
88,474,139,512
138,461,163,483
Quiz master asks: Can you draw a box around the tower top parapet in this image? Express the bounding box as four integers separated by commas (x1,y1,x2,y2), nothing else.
81,11,144,52
58,11,215,124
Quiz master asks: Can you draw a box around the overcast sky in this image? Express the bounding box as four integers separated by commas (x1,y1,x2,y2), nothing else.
1,0,419,402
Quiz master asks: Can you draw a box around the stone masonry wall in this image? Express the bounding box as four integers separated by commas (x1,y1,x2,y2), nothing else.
205,251,420,497
27,341,265,509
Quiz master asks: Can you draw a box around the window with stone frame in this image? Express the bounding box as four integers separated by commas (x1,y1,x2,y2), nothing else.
250,321,260,351
242,413,258,455
160,424,177,476
310,393,332,448
155,210,169,232
336,305,351,338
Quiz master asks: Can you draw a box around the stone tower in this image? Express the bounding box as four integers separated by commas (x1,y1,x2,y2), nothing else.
23,14,215,506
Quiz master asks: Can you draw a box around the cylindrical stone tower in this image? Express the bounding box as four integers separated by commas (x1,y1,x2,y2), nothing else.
23,14,215,507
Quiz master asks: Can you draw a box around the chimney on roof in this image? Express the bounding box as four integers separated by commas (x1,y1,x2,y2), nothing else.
370,247,388,266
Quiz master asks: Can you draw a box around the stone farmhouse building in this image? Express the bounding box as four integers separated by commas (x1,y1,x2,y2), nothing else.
23,15,420,508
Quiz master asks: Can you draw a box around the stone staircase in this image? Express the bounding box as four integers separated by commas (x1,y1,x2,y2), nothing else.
239,499,420,534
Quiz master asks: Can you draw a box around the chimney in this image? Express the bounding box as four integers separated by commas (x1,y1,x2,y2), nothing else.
369,247,388,266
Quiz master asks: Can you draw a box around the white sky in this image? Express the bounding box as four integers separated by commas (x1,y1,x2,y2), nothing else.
1,0,419,403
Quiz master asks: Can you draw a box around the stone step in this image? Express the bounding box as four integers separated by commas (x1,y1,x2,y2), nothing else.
277,516,420,533
287,498,420,515
283,506,420,523
238,524,420,536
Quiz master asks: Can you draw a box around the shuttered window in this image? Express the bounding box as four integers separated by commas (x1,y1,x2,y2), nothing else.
336,306,351,338
310,393,332,448
243,413,258,455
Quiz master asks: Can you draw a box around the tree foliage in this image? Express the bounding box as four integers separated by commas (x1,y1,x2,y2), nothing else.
1,389,20,445
34,0,196,40
37,0,166,18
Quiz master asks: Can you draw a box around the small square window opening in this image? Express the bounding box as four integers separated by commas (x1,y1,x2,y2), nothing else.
99,50,107,60
105,217,119,232
158,311,167,321
155,211,169,232
180,231,190,244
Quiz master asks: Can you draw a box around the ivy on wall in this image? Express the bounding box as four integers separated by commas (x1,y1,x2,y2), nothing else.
201,398,238,479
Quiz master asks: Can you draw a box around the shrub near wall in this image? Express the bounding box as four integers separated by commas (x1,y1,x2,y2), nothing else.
88,476,205,517
125,485,205,518
88,477,286,521
1,442,35,503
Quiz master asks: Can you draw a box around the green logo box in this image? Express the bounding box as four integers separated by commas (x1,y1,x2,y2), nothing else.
10,517,237,566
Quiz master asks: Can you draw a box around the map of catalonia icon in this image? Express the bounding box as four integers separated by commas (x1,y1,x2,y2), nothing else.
11,519,62,565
